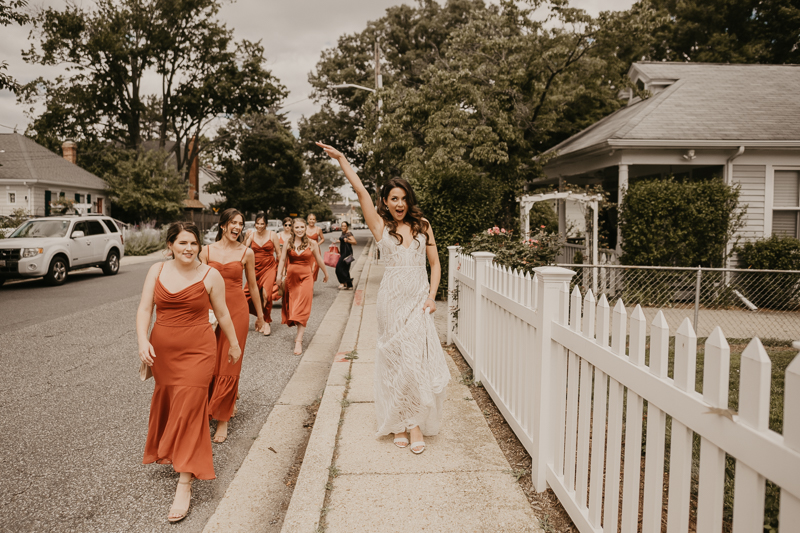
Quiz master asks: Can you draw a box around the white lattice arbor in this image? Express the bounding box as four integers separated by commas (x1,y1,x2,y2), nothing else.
518,191,602,264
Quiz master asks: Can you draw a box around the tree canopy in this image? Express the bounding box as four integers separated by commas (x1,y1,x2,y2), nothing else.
103,149,187,224
206,113,309,219
0,0,30,92
19,0,287,178
301,0,642,266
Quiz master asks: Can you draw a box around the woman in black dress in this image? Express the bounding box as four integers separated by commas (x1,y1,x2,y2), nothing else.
335,221,357,289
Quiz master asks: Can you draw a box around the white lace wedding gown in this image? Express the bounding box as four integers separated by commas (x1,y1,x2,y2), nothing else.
374,226,450,437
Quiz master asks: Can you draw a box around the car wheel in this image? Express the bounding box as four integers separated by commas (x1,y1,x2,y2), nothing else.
0,277,5,287
44,256,69,285
102,249,120,275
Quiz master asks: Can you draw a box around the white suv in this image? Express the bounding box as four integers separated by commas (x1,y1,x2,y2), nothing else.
0,215,125,286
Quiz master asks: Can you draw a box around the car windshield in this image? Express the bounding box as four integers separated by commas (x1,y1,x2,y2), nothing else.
10,220,70,238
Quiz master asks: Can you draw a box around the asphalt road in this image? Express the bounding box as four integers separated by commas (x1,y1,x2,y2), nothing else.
0,230,370,532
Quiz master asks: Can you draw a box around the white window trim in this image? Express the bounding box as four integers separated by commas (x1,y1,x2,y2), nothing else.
764,165,800,237
770,165,800,237
8,192,16,204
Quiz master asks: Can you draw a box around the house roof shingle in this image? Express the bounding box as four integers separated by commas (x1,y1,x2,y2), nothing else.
545,62,800,158
0,133,107,190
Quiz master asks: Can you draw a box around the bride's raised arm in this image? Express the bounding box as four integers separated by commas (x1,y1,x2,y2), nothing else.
316,142,384,241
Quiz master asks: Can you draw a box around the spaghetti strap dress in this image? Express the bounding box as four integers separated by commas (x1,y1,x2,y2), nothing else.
306,228,322,281
281,246,315,327
244,236,277,323
143,265,216,480
207,246,249,422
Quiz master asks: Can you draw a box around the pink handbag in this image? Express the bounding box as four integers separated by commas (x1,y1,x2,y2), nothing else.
323,245,340,267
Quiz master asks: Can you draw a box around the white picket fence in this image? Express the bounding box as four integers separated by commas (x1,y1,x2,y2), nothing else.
446,247,800,533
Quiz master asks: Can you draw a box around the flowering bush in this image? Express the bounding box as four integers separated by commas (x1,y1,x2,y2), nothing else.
123,227,165,256
460,225,564,275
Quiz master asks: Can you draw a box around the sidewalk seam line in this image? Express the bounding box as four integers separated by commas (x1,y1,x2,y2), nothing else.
314,242,373,532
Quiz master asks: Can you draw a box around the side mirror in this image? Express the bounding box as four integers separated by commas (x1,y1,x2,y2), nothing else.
71,230,85,239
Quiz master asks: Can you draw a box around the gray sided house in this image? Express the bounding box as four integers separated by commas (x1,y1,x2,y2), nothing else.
0,133,109,217
539,62,800,262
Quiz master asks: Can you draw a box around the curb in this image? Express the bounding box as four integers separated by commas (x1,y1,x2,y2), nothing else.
202,240,374,533
120,249,165,266
279,244,375,533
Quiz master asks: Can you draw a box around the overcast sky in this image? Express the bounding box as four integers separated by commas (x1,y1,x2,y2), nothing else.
0,0,636,136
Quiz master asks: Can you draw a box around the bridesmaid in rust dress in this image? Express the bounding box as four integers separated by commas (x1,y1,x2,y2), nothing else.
277,217,329,355
306,213,325,281
137,222,241,523
199,208,265,443
244,213,280,335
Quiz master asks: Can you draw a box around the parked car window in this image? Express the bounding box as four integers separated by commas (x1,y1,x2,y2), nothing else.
72,221,88,236
86,220,107,236
102,219,119,233
10,219,70,238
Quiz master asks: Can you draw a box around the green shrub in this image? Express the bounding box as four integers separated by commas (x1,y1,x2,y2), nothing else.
736,234,800,271
124,228,165,256
734,235,800,310
460,226,563,276
619,177,743,267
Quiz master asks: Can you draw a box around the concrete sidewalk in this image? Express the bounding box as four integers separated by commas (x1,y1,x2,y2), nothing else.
201,242,374,533
280,251,543,532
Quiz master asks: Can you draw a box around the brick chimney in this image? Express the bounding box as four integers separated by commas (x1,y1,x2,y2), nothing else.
62,141,77,164
187,136,199,200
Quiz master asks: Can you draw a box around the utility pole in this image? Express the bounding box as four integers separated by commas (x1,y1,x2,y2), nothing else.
374,42,382,90
374,42,383,111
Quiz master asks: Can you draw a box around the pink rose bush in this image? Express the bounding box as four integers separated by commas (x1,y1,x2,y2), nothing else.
459,226,564,275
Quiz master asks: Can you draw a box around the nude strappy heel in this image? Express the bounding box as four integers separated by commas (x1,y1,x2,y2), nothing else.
167,480,192,523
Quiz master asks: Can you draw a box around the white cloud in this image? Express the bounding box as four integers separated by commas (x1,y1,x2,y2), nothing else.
0,0,636,135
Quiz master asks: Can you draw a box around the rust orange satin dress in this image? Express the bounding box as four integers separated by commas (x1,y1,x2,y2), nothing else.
282,246,316,327
272,235,291,302
143,266,216,480
306,228,322,281
244,236,277,323
207,246,249,422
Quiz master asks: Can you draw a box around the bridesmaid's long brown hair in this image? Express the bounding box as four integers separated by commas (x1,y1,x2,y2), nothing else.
215,208,244,243
290,218,311,251
377,177,430,248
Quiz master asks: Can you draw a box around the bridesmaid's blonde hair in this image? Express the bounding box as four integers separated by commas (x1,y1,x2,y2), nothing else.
290,218,310,251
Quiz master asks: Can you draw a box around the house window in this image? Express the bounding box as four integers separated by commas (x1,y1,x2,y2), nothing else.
8,192,15,204
773,170,800,238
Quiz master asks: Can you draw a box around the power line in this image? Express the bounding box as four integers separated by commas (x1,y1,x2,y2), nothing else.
280,97,311,109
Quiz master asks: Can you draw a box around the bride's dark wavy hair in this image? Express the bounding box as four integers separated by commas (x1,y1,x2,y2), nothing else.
377,177,431,248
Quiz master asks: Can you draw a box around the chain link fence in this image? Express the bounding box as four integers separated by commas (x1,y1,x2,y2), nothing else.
559,264,800,342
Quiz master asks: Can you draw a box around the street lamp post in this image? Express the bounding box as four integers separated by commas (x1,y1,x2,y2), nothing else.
329,83,375,93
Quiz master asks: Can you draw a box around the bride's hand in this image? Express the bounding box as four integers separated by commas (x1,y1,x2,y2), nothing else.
422,298,436,314
316,142,344,161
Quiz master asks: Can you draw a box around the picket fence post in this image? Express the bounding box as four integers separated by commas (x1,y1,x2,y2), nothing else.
530,265,576,491
471,252,495,386
446,245,459,346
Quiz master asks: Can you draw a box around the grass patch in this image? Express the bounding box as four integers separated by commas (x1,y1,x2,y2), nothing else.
502,467,530,482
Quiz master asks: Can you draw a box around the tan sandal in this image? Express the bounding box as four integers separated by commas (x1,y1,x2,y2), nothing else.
167,480,192,523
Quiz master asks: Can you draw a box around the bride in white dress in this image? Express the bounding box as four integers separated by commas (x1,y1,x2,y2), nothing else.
317,142,450,454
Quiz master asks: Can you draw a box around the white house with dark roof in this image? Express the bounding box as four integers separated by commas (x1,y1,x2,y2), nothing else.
537,62,800,257
0,133,110,217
